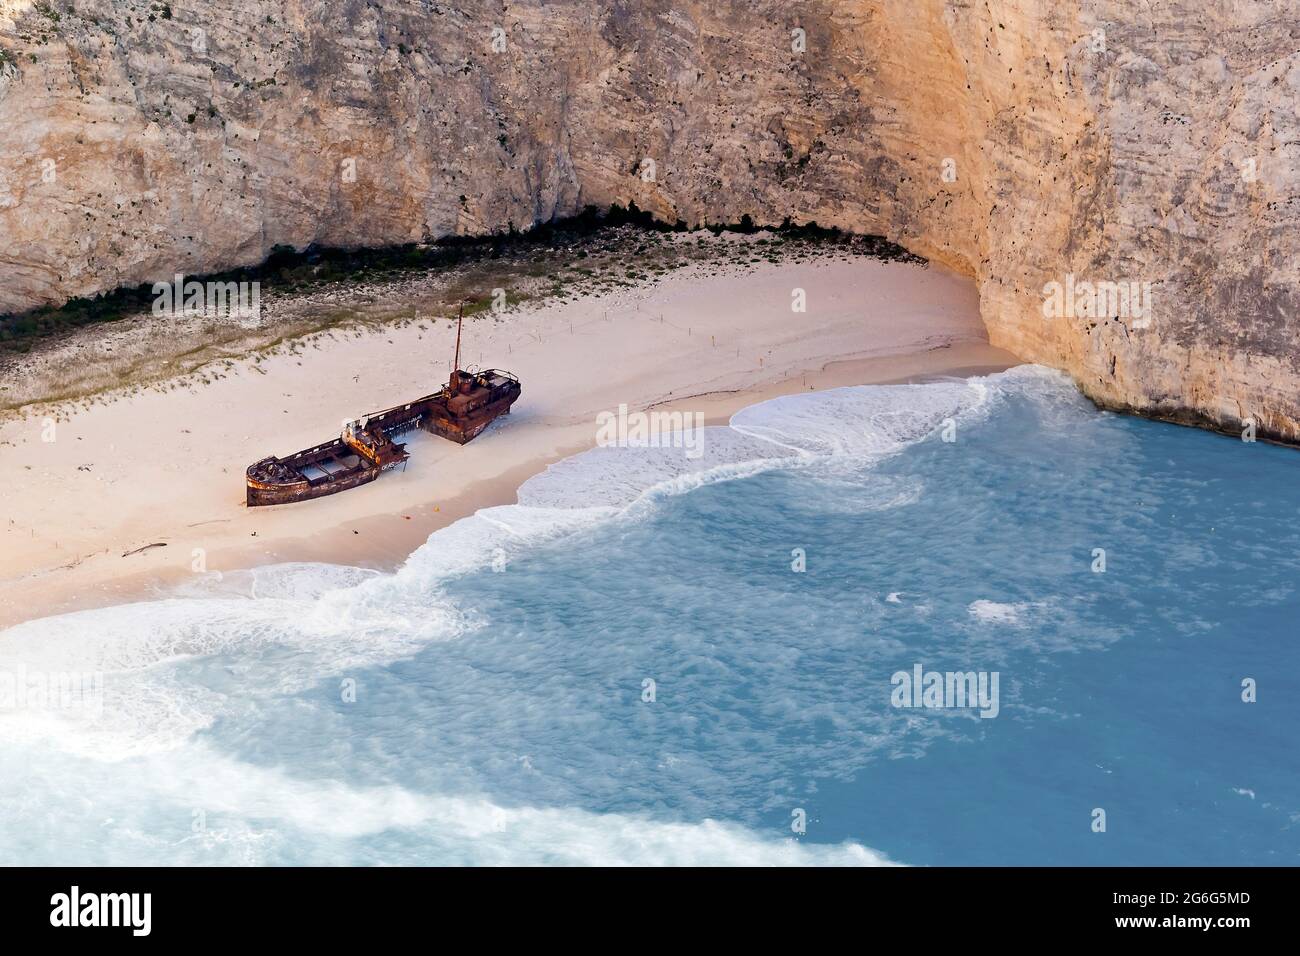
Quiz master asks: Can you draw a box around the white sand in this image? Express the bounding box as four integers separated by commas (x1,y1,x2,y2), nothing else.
0,252,1017,628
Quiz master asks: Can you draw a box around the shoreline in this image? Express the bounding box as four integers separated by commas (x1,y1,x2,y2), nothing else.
1,346,1015,629
0,250,1018,631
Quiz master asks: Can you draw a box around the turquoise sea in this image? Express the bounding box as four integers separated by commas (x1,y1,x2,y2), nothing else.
1,366,1296,865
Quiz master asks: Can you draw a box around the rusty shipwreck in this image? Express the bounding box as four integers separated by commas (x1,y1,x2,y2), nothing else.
245,307,521,507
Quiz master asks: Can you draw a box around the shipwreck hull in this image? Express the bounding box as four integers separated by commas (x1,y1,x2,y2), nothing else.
245,370,520,507
246,464,381,507
245,435,392,507
425,392,516,444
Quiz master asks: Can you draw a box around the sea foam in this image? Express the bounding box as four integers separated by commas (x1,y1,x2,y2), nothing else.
0,367,1072,760
0,366,1087,863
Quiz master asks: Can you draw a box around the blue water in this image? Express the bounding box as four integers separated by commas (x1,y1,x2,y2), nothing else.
1,366,1297,865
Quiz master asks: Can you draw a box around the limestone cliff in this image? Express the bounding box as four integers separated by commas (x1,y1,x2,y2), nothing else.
1,0,1298,439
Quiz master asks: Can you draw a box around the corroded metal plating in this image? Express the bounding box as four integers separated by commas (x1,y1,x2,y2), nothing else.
245,368,521,506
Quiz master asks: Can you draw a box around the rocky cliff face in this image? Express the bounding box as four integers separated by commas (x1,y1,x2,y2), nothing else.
2,0,1298,439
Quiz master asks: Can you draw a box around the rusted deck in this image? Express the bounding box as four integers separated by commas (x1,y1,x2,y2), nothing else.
246,369,521,507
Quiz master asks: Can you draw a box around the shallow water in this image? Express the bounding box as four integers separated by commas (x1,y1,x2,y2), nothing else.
1,366,1296,865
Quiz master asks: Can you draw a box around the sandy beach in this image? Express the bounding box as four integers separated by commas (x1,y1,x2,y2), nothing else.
0,244,1016,629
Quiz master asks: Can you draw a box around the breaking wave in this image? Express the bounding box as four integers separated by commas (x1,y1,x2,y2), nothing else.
0,365,1110,864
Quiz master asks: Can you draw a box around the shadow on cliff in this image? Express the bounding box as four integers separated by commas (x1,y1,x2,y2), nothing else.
0,204,925,356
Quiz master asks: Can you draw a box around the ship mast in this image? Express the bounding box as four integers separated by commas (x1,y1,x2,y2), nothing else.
452,301,464,376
